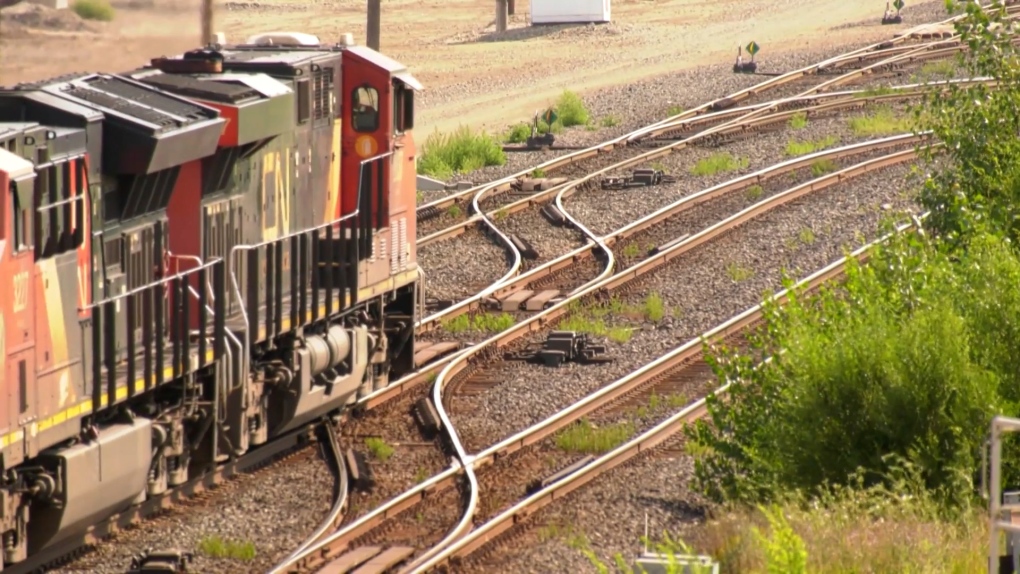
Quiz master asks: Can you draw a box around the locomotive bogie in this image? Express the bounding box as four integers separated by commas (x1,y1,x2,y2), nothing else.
0,33,424,570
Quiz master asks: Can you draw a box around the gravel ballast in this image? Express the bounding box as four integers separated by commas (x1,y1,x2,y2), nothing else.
449,161,919,454
53,449,333,574
458,161,921,573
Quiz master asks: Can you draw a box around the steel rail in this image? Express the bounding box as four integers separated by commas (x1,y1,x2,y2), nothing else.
414,215,928,572
277,146,925,574
419,150,923,566
267,423,347,574
412,9,982,223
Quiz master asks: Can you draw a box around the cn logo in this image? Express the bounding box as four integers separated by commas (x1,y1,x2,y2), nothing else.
355,135,379,159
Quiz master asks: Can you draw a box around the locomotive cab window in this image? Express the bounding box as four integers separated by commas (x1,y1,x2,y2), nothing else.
351,85,379,132
393,80,414,133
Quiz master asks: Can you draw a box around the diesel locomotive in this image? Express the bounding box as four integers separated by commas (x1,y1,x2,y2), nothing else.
0,31,421,568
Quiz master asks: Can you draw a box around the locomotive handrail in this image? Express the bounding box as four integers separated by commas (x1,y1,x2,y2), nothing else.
79,257,225,311
225,151,393,385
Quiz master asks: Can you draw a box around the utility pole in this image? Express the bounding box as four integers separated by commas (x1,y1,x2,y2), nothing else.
367,0,381,50
201,0,213,46
496,0,508,33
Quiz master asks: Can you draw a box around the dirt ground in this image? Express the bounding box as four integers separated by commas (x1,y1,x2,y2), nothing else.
1,0,927,134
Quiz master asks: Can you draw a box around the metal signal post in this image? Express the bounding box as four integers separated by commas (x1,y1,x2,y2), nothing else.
201,0,213,46
367,0,381,50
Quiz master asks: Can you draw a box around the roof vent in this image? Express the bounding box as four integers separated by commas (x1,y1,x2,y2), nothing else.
151,49,224,74
338,33,355,46
245,32,321,47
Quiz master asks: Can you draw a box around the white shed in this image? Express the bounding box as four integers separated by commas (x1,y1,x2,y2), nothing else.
530,0,611,24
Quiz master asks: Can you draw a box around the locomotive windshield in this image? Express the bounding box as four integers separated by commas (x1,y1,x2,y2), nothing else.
352,85,379,132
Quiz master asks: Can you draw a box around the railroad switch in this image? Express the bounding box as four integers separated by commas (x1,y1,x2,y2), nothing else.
601,169,677,191
505,331,614,367
127,549,193,573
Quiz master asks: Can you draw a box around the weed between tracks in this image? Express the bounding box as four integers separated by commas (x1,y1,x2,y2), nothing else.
847,106,913,137
690,153,749,177
365,437,395,461
197,536,257,561
784,135,838,157
443,312,515,334
72,0,115,20
555,419,635,455
559,293,670,343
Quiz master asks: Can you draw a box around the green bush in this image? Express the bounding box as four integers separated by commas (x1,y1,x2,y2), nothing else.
72,0,115,21
417,126,505,179
555,90,590,127
688,229,1020,509
504,123,531,144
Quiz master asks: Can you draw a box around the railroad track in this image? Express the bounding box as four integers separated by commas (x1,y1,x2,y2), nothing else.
48,7,1004,572
263,15,997,572
271,140,927,573
413,218,925,573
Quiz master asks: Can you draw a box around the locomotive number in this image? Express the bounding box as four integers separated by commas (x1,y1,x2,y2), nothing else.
12,271,29,313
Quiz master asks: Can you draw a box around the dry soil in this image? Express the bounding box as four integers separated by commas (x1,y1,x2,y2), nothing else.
2,0,933,134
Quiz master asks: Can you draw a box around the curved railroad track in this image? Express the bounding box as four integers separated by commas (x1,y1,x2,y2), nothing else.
272,139,933,573
47,5,1009,572
416,217,925,573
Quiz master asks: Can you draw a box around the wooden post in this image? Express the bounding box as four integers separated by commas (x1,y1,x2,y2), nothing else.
201,0,213,46
367,0,381,50
496,0,508,32
508,0,515,15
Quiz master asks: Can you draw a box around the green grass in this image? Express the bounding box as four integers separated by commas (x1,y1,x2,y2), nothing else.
505,123,531,144
71,0,115,20
650,161,667,173
415,467,429,484
691,153,749,176
417,126,506,179
365,437,394,461
600,115,620,128
689,496,985,574
556,90,590,127
198,536,256,561
784,135,838,157
788,112,808,130
555,418,635,454
917,59,957,81
416,191,424,203
746,184,764,201
847,107,913,137
667,104,684,116
558,294,669,343
798,228,816,245
446,204,462,218
531,168,546,178
442,312,515,334
643,292,665,322
810,158,838,177
725,261,754,282
620,243,643,258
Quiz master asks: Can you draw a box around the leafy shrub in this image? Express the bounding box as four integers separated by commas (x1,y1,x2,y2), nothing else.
556,90,590,127
417,126,505,179
72,0,115,20
688,229,1020,509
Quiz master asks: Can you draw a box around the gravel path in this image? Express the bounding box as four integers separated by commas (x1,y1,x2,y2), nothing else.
53,448,333,574
449,160,918,455
458,161,921,573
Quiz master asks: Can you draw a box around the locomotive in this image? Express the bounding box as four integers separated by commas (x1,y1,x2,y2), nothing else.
0,31,421,568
